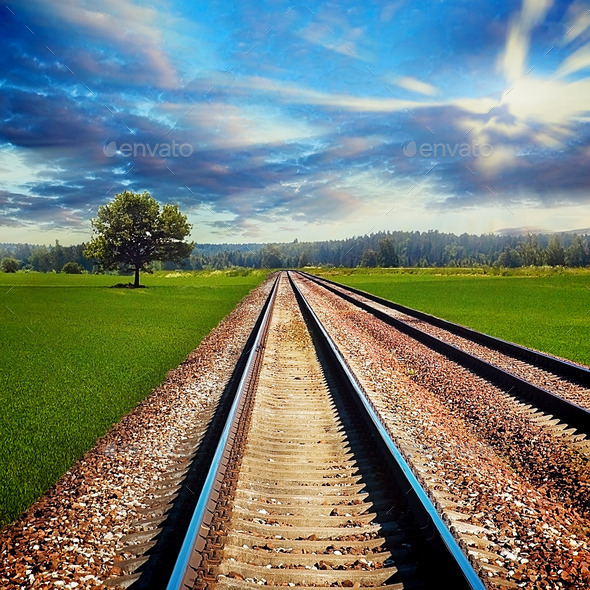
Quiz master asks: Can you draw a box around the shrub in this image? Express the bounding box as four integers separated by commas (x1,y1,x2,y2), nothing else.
1,257,19,273
61,262,84,274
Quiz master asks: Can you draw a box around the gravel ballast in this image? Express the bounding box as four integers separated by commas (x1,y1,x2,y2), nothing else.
317,276,590,410
295,273,590,590
0,277,274,590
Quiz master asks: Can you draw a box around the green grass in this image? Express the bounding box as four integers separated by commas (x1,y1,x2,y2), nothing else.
0,269,266,527
310,267,590,366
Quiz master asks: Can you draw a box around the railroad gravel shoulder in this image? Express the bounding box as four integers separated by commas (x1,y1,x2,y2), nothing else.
0,276,275,590
295,274,590,590
318,277,590,410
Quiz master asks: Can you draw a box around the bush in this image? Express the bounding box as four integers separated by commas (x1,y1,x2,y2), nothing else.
61,262,84,274
1,257,19,273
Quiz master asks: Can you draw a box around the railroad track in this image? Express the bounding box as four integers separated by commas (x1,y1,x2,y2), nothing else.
295,271,590,441
159,273,485,590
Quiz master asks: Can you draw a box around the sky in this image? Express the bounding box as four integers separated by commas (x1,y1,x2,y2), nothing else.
1,0,590,245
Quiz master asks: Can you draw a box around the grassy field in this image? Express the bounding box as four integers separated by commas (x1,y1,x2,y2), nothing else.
311,267,590,366
0,269,266,527
2,266,588,527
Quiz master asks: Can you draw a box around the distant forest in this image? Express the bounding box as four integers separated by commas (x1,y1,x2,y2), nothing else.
2,230,590,273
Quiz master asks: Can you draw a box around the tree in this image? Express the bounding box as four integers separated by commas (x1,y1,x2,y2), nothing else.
84,190,193,287
360,249,378,267
50,240,66,271
377,237,399,267
29,247,52,272
518,234,543,266
261,244,284,269
62,261,84,274
565,236,589,267
189,254,204,270
545,235,565,266
495,247,522,268
1,257,19,273
298,251,311,267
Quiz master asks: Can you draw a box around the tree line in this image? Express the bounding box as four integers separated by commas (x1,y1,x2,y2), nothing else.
2,230,590,273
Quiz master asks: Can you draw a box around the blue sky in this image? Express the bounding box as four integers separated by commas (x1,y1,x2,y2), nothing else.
1,0,590,244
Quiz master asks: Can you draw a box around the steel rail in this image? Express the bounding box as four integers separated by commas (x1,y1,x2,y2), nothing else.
288,271,487,590
297,271,590,436
299,271,590,386
166,274,280,590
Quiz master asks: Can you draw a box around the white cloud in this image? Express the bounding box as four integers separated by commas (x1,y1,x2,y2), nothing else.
563,2,590,44
207,73,473,114
162,100,328,149
298,12,367,60
521,0,553,27
380,2,405,23
475,145,519,177
395,76,438,96
556,43,590,77
499,0,553,83
0,148,37,193
500,75,590,127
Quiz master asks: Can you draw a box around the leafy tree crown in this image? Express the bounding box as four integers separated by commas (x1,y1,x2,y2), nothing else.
84,190,193,276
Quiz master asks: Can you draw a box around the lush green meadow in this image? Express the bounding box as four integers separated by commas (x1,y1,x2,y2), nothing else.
312,267,590,366
0,270,266,527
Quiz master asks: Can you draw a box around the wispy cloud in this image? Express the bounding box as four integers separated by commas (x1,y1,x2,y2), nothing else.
8,0,181,88
394,76,438,96
499,0,553,83
563,1,590,44
556,43,590,77
298,10,366,60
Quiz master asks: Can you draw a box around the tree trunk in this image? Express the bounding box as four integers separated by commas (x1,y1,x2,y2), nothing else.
134,267,140,288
